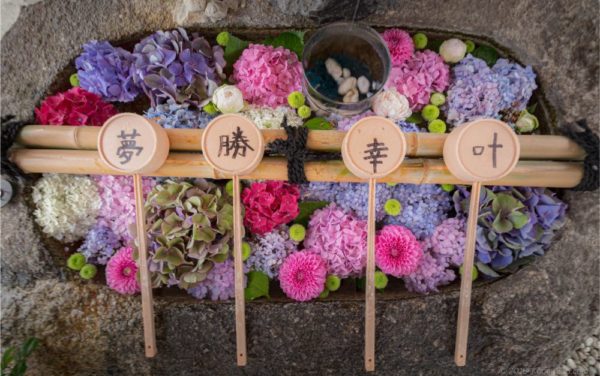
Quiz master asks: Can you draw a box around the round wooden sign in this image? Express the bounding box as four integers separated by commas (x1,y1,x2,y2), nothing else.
201,114,264,176
341,116,407,179
443,118,520,182
98,113,169,174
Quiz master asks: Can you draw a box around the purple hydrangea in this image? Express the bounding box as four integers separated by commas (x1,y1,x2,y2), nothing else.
429,217,466,267
246,226,298,278
300,182,339,203
332,111,422,133
78,224,121,265
75,41,140,102
492,59,537,112
403,239,456,294
132,28,226,107
187,259,246,301
145,100,215,129
384,184,453,240
397,120,422,133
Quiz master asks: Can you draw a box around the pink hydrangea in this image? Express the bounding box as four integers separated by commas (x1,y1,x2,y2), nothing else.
233,44,303,107
402,247,455,294
385,50,450,111
35,87,117,126
242,181,300,235
381,29,414,66
430,218,466,267
279,250,327,301
304,204,367,278
375,225,422,277
106,246,140,295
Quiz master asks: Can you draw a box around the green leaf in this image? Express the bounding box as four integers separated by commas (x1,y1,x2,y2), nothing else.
1,347,15,370
471,45,500,66
263,31,304,58
304,117,333,130
294,201,329,227
244,271,270,301
166,249,185,267
224,34,250,66
405,112,424,124
508,211,529,229
526,103,538,114
492,215,513,233
20,338,39,358
475,262,501,278
492,193,520,214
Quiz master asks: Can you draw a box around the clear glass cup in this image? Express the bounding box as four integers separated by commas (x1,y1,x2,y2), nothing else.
302,22,391,116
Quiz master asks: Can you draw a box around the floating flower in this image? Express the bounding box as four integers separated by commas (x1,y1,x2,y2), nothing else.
492,59,537,112
106,246,140,295
246,226,298,278
75,40,140,102
145,99,215,129
334,183,393,221
429,217,466,267
242,106,303,129
35,87,117,126
372,88,412,121
403,240,455,294
304,204,367,277
212,85,245,113
279,250,327,301
439,38,467,64
32,174,101,242
376,225,422,277
332,111,375,131
78,224,121,265
233,44,303,107
242,181,300,235
187,259,243,301
381,28,415,66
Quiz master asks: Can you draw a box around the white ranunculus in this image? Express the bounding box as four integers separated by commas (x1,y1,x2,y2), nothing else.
439,38,467,63
372,88,412,121
212,85,244,113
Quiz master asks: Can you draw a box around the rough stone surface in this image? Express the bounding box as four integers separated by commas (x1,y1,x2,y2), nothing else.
1,0,599,375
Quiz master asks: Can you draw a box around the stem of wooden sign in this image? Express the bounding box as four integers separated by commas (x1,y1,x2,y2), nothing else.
133,174,157,358
454,181,482,366
365,177,376,372
233,175,247,366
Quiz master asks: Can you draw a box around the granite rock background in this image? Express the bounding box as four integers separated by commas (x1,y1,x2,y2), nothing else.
1,0,599,375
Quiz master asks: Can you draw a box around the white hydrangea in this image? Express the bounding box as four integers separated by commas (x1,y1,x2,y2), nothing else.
32,174,101,243
242,106,303,129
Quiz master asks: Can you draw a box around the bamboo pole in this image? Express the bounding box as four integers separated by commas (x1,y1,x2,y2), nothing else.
10,149,583,188
16,125,586,161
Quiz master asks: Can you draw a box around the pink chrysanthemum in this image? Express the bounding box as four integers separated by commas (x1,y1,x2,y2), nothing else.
430,218,466,267
375,225,422,277
385,50,450,111
242,181,300,235
304,204,367,278
35,87,117,126
106,246,140,295
279,250,327,301
381,29,415,66
233,44,303,107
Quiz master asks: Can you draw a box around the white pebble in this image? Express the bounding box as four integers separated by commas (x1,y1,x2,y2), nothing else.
586,338,594,347
371,80,380,90
590,366,598,375
338,77,357,95
325,58,342,79
343,88,359,103
567,358,576,369
342,68,351,78
357,76,370,94
589,357,597,366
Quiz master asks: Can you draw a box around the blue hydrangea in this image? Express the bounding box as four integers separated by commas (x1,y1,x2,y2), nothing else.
78,224,121,265
145,100,215,129
300,182,339,202
384,184,453,240
397,120,422,133
246,226,298,278
492,59,537,112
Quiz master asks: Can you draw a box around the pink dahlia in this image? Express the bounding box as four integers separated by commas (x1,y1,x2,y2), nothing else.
385,50,450,111
430,218,466,267
381,29,414,66
375,225,422,277
233,44,303,107
35,87,117,126
304,204,367,278
279,250,327,301
106,246,140,295
242,181,300,235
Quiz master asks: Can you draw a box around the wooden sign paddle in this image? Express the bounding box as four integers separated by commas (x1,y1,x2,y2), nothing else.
201,114,265,366
341,116,407,372
443,118,520,366
98,113,170,357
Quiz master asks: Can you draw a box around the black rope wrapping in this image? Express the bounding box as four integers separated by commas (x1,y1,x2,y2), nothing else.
561,119,599,191
1,115,30,182
265,117,341,184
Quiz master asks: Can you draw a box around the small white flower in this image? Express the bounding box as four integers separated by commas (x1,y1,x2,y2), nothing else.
372,88,412,121
212,85,245,113
242,106,303,129
439,38,467,64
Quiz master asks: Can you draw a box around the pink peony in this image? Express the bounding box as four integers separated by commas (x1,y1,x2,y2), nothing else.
381,29,415,66
279,250,327,301
35,87,117,126
242,181,300,235
376,225,422,277
304,204,367,278
106,246,140,295
385,50,450,111
233,44,303,107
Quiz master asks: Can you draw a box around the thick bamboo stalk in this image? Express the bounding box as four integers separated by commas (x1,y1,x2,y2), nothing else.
16,125,586,161
10,149,583,188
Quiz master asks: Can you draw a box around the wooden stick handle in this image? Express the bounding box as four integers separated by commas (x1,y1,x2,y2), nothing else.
16,125,586,161
364,178,376,372
9,149,584,188
233,176,247,366
133,174,157,358
454,181,482,366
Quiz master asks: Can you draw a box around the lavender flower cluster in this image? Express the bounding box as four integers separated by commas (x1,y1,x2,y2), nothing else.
246,226,298,278
145,100,216,129
187,259,244,301
78,224,121,265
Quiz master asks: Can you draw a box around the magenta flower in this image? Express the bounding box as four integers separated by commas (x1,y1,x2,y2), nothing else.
279,250,327,301
233,44,303,107
375,225,422,277
381,29,414,66
242,181,300,235
106,246,140,295
35,87,117,126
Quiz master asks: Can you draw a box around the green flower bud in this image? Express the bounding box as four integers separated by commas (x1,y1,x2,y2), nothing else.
69,73,80,87
421,104,440,121
203,102,219,115
386,182,397,187
465,40,476,53
216,31,230,47
441,184,455,192
413,33,428,49
319,288,330,299
225,180,234,196
289,224,306,242
242,242,251,261
384,199,402,216
67,253,86,271
297,105,311,119
428,119,447,134
374,271,388,289
459,265,478,281
325,275,341,292
287,91,305,109
515,110,539,133
80,264,97,280
430,92,446,106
